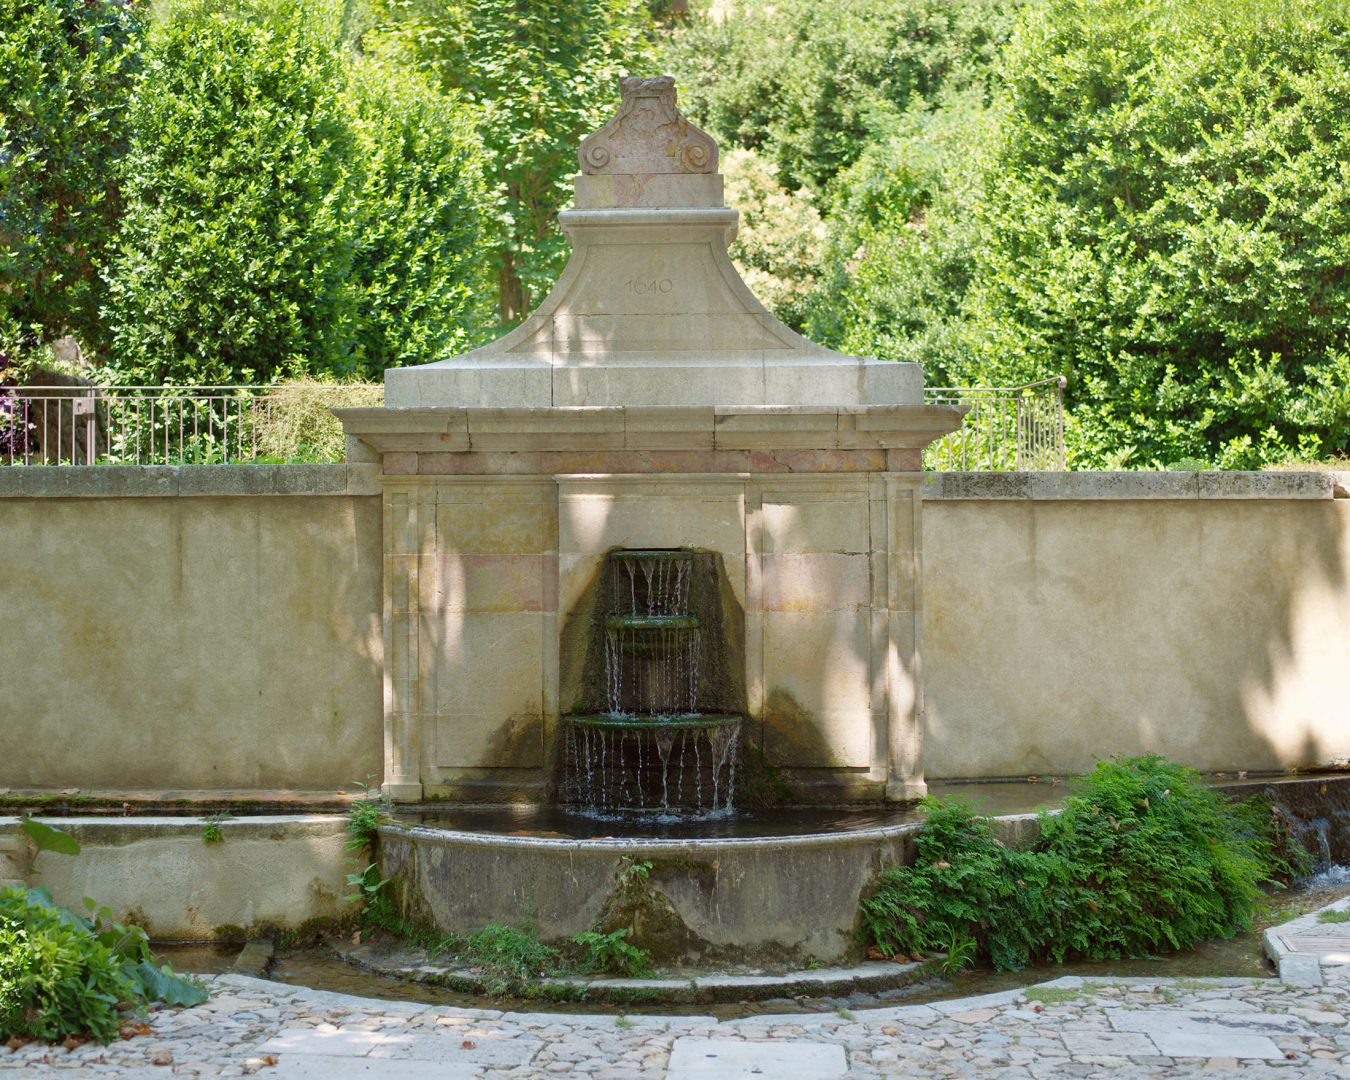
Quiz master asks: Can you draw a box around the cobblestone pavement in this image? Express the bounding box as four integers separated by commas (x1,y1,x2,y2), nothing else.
3,966,1350,1078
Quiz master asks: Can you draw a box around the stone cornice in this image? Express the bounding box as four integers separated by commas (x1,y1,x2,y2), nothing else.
335,404,968,456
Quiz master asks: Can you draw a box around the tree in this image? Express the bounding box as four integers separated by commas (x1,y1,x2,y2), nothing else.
104,8,359,384
961,0,1350,467
344,58,489,375
662,0,1020,195
104,1,489,385
364,0,656,324
0,0,146,355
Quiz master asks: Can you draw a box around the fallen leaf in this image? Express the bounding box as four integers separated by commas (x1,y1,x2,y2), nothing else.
461,1040,476,1050
351,931,362,945
61,1035,88,1050
1033,1005,1044,1013
864,945,887,961
150,1050,174,1066
262,1054,279,1066
119,1020,153,1039
5,1036,30,1051
880,1025,899,1037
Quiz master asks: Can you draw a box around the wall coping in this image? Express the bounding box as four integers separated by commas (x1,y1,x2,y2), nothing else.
0,465,1344,500
0,463,381,498
923,471,1349,501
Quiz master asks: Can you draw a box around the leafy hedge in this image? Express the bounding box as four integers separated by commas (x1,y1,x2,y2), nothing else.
0,0,145,353
806,0,1350,467
862,756,1310,971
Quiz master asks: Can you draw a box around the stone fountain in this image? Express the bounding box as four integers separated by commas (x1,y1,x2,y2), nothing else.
337,76,965,964
561,548,742,817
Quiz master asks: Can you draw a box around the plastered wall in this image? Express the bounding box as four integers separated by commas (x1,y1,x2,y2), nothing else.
921,473,1350,778
0,466,383,792
3,466,1347,793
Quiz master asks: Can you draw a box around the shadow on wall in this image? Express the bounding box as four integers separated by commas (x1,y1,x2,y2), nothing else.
920,491,1350,778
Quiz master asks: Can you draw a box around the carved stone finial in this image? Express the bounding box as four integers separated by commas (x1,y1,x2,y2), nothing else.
578,76,717,176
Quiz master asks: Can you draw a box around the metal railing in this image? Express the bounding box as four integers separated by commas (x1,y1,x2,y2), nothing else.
923,376,1067,471
1,377,1068,469
0,383,383,466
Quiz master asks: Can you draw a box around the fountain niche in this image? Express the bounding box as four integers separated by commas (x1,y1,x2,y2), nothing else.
561,549,740,816
338,76,967,965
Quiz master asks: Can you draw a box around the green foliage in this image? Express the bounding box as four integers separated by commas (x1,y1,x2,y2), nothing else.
250,380,383,462
722,148,825,331
459,923,559,981
104,6,357,384
21,817,80,856
105,1,488,385
664,0,1020,194
1318,909,1350,924
862,756,1305,972
804,90,994,383
344,861,391,909
342,56,489,373
364,0,656,323
344,777,388,852
961,0,1350,468
0,886,135,1042
0,0,146,354
569,928,651,977
200,819,223,846
0,885,206,1042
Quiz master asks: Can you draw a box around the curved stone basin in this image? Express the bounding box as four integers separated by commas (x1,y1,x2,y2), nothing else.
376,807,1042,966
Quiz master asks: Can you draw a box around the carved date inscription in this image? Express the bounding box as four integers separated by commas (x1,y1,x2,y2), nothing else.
624,276,674,295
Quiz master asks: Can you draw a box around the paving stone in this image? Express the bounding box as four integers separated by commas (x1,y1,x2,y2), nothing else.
254,1025,390,1056
367,1030,544,1066
1060,1031,1158,1056
667,1037,848,1077
1281,955,1325,988
266,1054,481,1079
1149,1031,1286,1059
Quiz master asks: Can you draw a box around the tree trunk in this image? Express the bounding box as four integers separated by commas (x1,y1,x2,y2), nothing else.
497,249,528,325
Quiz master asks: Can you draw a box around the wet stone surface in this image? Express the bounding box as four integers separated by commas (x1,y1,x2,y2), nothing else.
6,968,1350,1077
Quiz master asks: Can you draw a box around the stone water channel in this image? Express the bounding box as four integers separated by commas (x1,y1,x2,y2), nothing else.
149,869,1350,1023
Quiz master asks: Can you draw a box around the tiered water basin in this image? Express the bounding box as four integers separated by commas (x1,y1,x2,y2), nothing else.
560,550,742,817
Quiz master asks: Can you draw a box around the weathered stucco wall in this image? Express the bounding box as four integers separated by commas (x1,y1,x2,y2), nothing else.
3,466,1347,792
921,473,1350,778
0,815,350,938
0,466,383,792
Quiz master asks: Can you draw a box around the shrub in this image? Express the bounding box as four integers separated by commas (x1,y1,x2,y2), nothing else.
342,59,489,376
959,0,1350,467
0,884,206,1043
0,0,146,353
103,7,358,385
862,756,1301,971
250,380,383,463
0,887,135,1042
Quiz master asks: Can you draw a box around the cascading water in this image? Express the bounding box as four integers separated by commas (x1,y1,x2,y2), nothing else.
560,550,741,817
